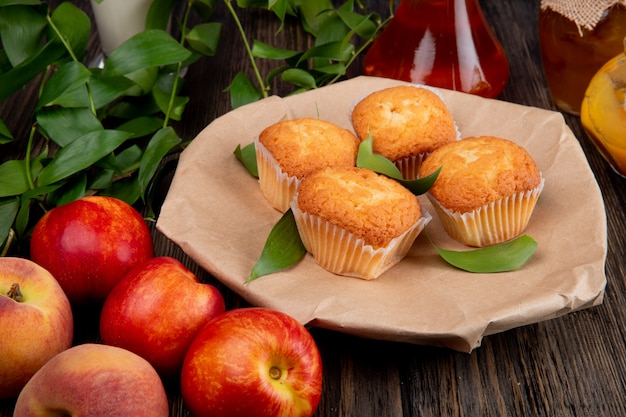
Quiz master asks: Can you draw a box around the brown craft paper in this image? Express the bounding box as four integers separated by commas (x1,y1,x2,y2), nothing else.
156,76,607,353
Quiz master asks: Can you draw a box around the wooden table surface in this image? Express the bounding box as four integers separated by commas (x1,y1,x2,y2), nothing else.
2,0,625,416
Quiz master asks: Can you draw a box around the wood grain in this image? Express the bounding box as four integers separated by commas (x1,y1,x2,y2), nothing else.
1,1,625,416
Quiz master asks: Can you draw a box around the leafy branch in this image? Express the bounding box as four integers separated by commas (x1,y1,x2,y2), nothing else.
224,0,394,108
0,0,222,255
0,0,393,256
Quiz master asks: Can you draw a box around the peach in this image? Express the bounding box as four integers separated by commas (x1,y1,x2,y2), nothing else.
13,343,169,417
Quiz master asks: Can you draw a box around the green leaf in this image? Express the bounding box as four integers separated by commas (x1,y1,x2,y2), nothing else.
108,96,160,119
38,129,133,185
14,196,31,238
0,2,90,101
247,209,306,283
356,135,402,180
356,135,439,195
0,4,48,67
267,0,295,26
138,127,181,196
431,234,538,273
281,68,316,89
264,65,289,86
191,0,217,21
0,51,10,76
0,118,14,144
293,0,334,35
116,116,163,138
186,22,222,56
297,41,354,64
89,169,115,190
335,2,378,39
48,172,86,206
103,29,192,77
0,38,66,102
235,0,268,7
398,167,440,195
314,12,349,45
93,145,142,181
252,40,299,60
146,0,176,30
152,84,188,121
0,198,19,247
37,61,91,109
0,160,30,197
45,84,91,108
89,72,137,107
234,142,258,177
100,176,141,205
313,62,347,75
36,107,102,147
226,71,263,109
49,2,91,57
113,145,143,173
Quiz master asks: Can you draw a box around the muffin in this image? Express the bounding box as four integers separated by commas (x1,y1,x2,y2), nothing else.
255,118,360,212
291,166,432,280
351,85,459,179
418,136,544,247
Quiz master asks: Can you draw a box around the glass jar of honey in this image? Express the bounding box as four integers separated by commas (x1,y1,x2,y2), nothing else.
538,1,626,115
580,38,626,178
362,0,509,99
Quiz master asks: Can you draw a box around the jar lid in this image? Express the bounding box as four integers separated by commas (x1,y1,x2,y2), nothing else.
541,0,625,32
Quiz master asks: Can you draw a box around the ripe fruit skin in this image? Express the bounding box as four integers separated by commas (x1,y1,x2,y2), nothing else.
30,196,154,305
181,307,323,417
13,343,169,417
99,256,226,377
0,257,73,399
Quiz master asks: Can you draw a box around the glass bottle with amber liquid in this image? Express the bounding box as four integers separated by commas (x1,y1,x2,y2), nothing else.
539,1,626,115
362,0,510,98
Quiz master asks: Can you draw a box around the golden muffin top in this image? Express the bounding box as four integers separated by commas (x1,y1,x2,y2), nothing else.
351,85,457,161
296,166,421,248
419,136,542,213
257,117,359,179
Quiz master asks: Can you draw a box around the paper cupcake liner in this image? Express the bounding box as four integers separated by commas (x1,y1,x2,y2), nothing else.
394,153,427,180
428,176,545,247
291,199,432,280
254,136,301,212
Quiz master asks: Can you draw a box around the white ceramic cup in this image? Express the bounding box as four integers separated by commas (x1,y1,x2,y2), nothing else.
90,0,154,56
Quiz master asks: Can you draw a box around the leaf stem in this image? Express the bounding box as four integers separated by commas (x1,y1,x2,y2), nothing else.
24,124,37,190
46,14,97,115
25,65,55,192
224,0,269,98
163,0,193,128
46,16,79,62
328,14,394,86
0,229,14,257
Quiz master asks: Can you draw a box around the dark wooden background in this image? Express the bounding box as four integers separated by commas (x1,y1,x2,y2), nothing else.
1,0,625,416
